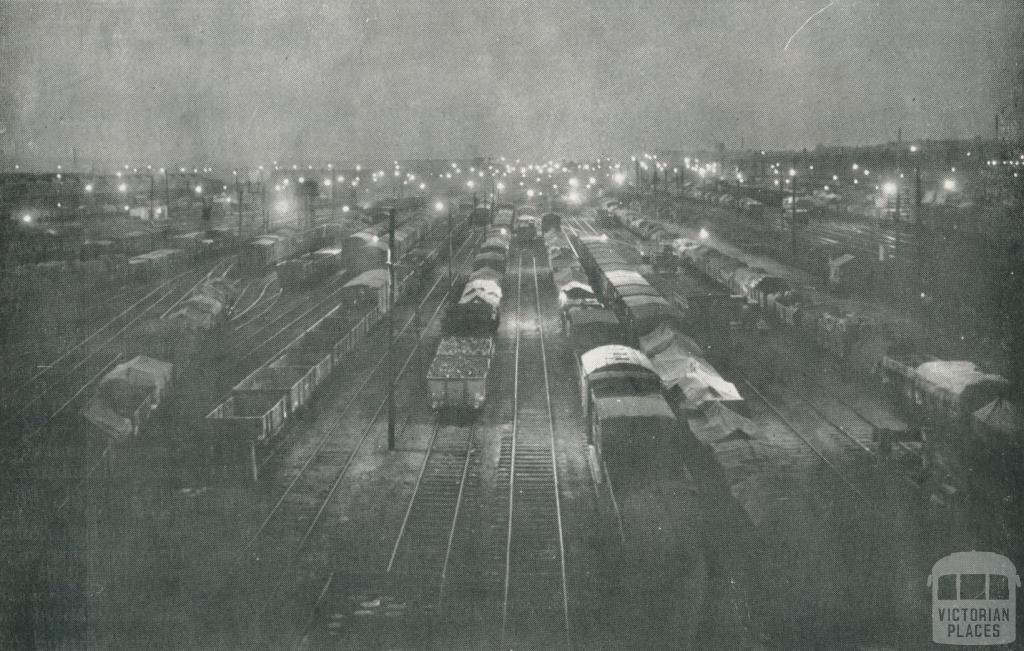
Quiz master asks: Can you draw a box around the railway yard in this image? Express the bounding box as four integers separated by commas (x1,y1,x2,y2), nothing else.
4,3,1023,646
0,184,1019,649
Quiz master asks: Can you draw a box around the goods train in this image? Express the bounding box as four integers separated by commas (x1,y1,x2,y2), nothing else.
82,278,239,441
207,267,414,481
875,344,1016,502
557,227,740,415
567,231,677,344
662,229,1015,446
553,222,792,535
241,224,339,270
205,219,444,482
429,230,510,411
9,226,239,288
541,212,562,232
562,222,780,589
617,206,1022,504
363,196,426,223
492,208,514,233
275,247,345,289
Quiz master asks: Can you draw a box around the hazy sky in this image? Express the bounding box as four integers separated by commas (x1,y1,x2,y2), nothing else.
1,0,1021,167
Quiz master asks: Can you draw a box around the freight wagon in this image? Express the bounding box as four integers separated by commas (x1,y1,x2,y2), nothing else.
564,307,622,354
81,355,174,441
427,336,495,411
232,365,316,417
276,247,344,289
577,345,676,473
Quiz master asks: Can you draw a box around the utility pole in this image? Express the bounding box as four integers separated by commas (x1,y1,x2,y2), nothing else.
261,171,268,233
164,172,171,222
387,208,397,452
447,201,454,285
790,170,798,259
914,165,924,302
236,172,243,238
149,174,155,221
329,180,335,223
894,182,901,223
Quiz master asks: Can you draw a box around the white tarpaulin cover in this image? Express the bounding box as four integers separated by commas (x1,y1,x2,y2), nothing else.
688,401,761,445
345,269,389,289
652,347,742,407
915,361,1007,400
580,345,656,378
972,399,1021,443
81,356,173,441
462,278,502,300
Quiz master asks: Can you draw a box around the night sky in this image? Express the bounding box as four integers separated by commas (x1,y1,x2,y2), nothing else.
1,0,1021,167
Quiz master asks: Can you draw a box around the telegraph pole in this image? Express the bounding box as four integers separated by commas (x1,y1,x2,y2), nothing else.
387,207,397,451
164,172,171,221
790,169,798,259
236,172,243,238
261,170,268,233
914,165,924,302
894,182,901,223
447,201,454,285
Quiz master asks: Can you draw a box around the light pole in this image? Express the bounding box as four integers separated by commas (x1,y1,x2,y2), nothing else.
149,171,155,222
84,181,95,220
789,167,797,259
437,200,453,284
324,177,334,224
234,170,243,238
883,181,899,223
386,207,397,452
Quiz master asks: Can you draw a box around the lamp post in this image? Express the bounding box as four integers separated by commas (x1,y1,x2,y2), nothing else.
84,181,95,220
386,208,397,451
234,170,243,238
324,177,334,223
789,167,797,259
442,201,453,284
149,172,155,221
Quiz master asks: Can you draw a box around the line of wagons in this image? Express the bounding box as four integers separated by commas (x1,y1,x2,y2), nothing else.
82,278,240,444
10,226,240,286
205,264,418,482
80,208,455,480
427,227,511,412
241,208,447,285
561,228,794,531
622,210,1021,498
204,211,459,480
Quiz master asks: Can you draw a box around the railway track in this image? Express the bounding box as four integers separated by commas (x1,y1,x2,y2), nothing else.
229,272,279,323
595,216,910,518
0,266,194,411
385,417,476,597
0,254,232,399
0,257,236,557
226,222,459,364
218,233,482,645
495,253,571,649
241,231,478,470
52,235,470,527
0,259,228,457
